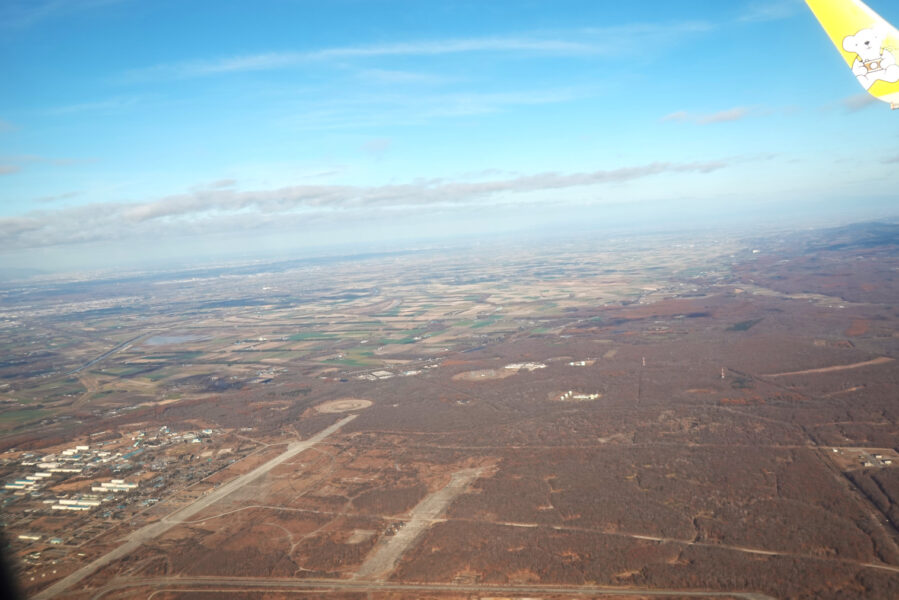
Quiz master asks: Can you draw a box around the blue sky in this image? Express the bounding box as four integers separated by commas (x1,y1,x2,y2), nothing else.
1,0,898,272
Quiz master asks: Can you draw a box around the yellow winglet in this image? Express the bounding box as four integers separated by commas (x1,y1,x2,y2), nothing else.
806,0,899,107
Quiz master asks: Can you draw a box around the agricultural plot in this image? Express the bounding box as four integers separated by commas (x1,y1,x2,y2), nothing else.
3,224,899,599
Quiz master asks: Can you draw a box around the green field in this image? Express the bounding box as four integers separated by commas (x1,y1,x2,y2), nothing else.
288,332,338,341
0,408,52,426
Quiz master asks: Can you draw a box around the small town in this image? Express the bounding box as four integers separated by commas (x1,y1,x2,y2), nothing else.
1,423,256,577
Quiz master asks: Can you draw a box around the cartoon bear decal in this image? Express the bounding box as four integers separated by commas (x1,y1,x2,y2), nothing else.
842,28,899,90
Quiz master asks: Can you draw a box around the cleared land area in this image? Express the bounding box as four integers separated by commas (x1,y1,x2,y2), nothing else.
355,467,483,581
316,398,373,413
452,368,517,381
763,356,894,378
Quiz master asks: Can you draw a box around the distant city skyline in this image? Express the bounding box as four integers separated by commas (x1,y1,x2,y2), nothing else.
2,0,898,272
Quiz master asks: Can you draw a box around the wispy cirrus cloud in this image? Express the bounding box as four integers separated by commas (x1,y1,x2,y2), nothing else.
284,88,588,131
33,191,81,203
662,106,756,124
697,107,753,124
1,159,731,249
362,138,392,158
120,42,565,82
311,37,598,60
120,21,713,83
45,96,140,116
1,0,128,29
0,155,95,175
357,69,455,86
0,119,16,133
841,93,879,112
660,110,689,123
738,1,803,23
203,179,238,190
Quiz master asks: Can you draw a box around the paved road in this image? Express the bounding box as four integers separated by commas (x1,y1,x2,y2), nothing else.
67,333,150,375
35,415,356,600
355,467,482,580
89,575,777,600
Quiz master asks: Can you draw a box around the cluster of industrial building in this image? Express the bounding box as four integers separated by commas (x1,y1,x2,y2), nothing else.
861,452,894,468
3,442,141,512
505,362,547,371
5,444,118,494
47,496,105,512
3,425,217,507
567,359,595,367
2,424,239,559
830,447,896,469
558,390,601,402
355,363,439,382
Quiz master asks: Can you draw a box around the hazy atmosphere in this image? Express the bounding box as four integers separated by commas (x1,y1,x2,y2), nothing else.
2,0,898,272
6,3,899,599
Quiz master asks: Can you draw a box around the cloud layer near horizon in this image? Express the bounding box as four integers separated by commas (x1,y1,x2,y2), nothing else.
1,159,728,250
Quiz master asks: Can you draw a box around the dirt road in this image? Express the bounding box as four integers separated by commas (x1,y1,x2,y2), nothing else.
354,467,482,580
763,356,893,378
